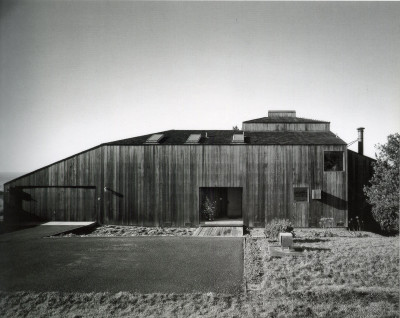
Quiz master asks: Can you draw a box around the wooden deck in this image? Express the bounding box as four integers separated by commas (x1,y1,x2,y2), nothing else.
193,226,243,237
201,220,244,227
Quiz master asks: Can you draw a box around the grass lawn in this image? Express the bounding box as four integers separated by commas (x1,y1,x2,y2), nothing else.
0,229,398,317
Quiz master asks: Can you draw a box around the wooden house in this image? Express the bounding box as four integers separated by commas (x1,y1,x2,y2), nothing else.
5,110,366,228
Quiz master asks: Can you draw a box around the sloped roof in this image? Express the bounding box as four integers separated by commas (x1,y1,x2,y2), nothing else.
4,130,346,186
107,130,346,146
243,117,329,124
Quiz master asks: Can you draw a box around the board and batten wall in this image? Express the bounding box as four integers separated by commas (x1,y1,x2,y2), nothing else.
242,123,330,132
4,144,347,227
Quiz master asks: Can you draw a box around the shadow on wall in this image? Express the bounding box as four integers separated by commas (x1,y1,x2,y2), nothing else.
348,192,380,232
10,188,36,202
4,204,45,224
5,189,45,224
0,193,4,221
321,191,347,210
104,187,124,198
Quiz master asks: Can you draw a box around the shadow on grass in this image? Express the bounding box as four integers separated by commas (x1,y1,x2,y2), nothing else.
289,288,399,303
294,246,331,252
294,238,330,243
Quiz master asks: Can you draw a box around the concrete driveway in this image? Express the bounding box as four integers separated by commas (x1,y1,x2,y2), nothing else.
0,225,243,293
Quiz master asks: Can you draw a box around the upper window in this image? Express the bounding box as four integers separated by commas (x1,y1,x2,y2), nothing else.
294,187,308,202
324,151,343,171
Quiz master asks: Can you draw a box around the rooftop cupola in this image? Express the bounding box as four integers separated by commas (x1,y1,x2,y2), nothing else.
268,110,296,118
242,110,330,132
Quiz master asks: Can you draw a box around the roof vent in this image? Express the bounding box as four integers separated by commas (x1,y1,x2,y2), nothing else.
145,134,164,144
185,134,202,144
232,133,245,143
268,110,296,118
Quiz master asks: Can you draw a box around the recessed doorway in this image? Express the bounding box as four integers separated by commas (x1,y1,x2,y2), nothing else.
199,187,242,221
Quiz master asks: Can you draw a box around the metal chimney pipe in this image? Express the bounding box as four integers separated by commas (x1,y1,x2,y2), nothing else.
357,127,365,155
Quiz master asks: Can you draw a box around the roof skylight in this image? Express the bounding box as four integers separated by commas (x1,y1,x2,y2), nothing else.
145,134,164,144
185,134,202,144
232,133,245,143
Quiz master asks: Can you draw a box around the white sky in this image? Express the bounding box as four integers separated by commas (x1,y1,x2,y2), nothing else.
0,1,399,173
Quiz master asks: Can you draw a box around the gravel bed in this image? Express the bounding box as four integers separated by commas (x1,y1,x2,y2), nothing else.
244,237,265,285
247,228,265,238
58,225,196,237
294,228,379,239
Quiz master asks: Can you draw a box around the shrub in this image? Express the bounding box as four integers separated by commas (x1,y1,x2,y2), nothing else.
364,133,399,234
314,230,336,237
264,218,294,240
319,217,334,228
201,196,217,221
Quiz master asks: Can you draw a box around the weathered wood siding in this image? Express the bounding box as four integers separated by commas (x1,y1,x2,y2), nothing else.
5,144,348,227
242,123,330,132
4,147,102,222
347,150,377,230
99,144,347,227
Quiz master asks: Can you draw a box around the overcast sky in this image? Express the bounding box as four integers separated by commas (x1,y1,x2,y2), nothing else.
0,1,399,173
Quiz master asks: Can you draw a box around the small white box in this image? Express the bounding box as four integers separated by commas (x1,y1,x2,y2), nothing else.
279,232,293,250
312,189,322,200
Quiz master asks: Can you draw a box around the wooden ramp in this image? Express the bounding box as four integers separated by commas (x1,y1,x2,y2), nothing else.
193,226,243,237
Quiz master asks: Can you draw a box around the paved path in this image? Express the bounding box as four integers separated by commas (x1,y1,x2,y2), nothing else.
0,223,95,242
0,226,243,294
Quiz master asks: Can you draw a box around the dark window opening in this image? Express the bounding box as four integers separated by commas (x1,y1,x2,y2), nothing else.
324,151,344,171
294,187,308,202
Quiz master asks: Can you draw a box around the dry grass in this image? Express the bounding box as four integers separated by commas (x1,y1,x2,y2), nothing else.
1,231,399,317
259,231,399,317
0,291,247,318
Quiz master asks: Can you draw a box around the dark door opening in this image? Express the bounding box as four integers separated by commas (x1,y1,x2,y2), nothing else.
199,187,242,221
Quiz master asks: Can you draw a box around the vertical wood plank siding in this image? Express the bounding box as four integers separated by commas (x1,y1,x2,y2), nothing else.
242,123,330,131
4,144,347,227
4,147,102,222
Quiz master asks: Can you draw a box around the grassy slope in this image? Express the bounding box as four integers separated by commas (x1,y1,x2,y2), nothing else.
0,232,398,318
258,232,399,318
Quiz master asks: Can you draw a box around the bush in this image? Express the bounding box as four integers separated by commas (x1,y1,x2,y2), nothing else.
264,218,294,240
319,217,334,228
364,133,399,234
201,196,217,221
